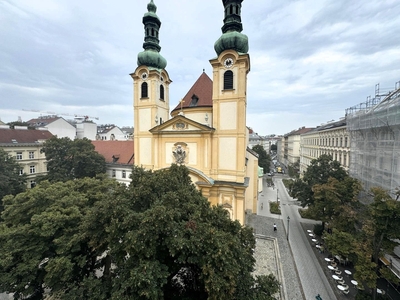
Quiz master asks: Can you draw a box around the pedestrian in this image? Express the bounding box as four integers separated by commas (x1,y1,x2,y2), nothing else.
273,223,277,232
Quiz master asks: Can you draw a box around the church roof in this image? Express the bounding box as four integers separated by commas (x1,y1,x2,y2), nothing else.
171,72,213,114
92,140,134,165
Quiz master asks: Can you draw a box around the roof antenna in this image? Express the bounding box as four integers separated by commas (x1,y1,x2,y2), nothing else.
203,68,205,72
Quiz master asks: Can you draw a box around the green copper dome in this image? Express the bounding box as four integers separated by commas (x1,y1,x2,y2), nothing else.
137,50,167,70
214,0,249,56
137,0,167,70
214,31,249,55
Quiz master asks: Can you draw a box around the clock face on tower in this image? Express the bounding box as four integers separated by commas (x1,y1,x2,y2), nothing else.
224,58,234,68
141,72,148,80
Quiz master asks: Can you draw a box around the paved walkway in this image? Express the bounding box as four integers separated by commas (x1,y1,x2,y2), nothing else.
247,175,338,300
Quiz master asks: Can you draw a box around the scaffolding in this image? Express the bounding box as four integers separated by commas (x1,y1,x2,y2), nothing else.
346,82,400,201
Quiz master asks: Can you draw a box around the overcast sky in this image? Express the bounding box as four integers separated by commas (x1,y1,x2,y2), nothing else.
1,0,399,135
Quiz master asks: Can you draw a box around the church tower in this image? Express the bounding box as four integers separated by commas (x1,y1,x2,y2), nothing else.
210,0,250,184
131,0,171,169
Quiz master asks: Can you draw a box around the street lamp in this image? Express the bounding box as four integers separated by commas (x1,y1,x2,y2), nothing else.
287,216,290,241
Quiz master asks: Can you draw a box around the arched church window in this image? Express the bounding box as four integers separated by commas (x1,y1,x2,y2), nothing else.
224,70,233,90
151,28,154,36
235,5,239,14
230,5,233,14
141,82,148,98
160,85,164,100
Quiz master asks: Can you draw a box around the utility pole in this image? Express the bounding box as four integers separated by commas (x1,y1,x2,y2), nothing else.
287,216,290,241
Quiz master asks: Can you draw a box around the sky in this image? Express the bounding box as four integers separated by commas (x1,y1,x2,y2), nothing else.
1,0,399,136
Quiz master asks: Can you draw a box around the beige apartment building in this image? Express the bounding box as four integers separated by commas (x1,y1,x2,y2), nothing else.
282,127,314,168
0,125,53,188
300,119,350,174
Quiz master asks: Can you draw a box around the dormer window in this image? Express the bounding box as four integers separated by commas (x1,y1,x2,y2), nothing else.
190,95,199,107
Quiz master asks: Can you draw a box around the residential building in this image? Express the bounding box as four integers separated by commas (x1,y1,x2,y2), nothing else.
74,116,97,140
27,115,76,139
131,0,258,224
0,125,53,188
92,140,134,186
346,83,400,201
248,128,265,150
282,127,314,168
300,119,349,174
97,125,126,141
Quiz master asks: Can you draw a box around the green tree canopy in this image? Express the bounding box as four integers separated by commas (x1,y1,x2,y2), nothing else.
252,145,271,174
323,187,400,299
291,154,348,208
0,149,26,209
0,165,279,300
40,136,106,182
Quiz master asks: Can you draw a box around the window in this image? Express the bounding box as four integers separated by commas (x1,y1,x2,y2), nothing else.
141,82,148,98
160,85,164,100
30,180,36,188
345,137,348,147
190,95,199,107
223,70,233,90
122,170,126,178
19,169,24,175
29,151,34,159
16,152,22,160
112,170,116,178
30,165,35,174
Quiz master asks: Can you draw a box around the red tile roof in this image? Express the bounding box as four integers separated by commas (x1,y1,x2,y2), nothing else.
91,140,134,165
0,128,53,144
171,72,213,113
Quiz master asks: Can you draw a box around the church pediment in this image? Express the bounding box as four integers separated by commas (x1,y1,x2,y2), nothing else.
150,115,214,134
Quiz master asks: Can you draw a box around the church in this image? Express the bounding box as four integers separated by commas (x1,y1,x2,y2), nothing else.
131,0,259,225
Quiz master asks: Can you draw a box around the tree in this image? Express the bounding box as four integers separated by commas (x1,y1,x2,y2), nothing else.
355,187,400,299
0,165,279,299
252,145,271,174
324,187,400,299
0,176,124,299
311,176,361,231
287,160,300,178
0,149,26,209
291,154,348,208
40,136,106,182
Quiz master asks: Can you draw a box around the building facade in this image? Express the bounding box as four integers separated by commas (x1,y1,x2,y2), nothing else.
346,84,400,201
92,140,134,186
27,116,76,140
282,127,313,168
131,0,257,224
300,119,350,175
0,125,53,188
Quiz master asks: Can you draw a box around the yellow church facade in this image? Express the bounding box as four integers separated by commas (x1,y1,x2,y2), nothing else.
131,0,258,224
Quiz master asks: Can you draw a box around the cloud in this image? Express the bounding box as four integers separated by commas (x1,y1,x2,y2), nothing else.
0,0,399,134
